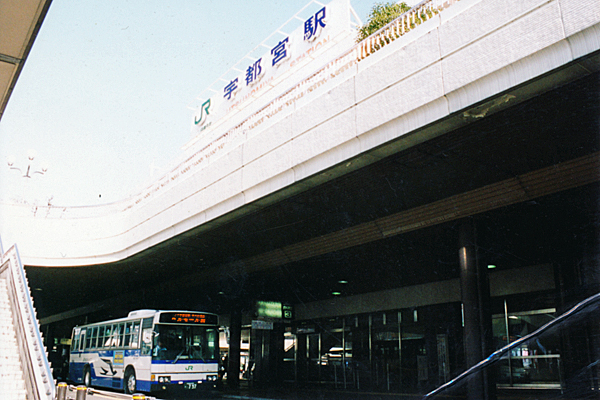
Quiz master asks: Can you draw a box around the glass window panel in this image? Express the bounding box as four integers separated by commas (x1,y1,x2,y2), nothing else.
493,307,559,386
131,321,140,349
104,325,113,348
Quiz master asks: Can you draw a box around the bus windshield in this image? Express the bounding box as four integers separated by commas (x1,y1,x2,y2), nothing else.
153,324,218,362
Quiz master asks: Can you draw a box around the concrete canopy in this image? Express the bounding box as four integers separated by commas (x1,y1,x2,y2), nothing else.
0,0,52,121
4,0,598,329
28,70,600,325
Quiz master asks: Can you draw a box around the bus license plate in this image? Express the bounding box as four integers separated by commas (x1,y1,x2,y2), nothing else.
184,382,197,390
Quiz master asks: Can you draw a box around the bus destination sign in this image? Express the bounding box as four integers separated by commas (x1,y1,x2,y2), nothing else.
159,312,218,325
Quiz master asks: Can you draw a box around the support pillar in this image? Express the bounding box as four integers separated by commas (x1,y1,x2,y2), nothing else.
459,220,494,400
228,308,242,390
271,323,285,385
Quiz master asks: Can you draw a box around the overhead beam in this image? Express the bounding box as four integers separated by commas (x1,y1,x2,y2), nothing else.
0,53,21,65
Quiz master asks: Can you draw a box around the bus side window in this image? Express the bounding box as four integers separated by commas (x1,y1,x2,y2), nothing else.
88,327,94,349
141,328,152,355
110,324,119,348
104,325,113,348
123,322,131,348
130,321,140,349
97,326,105,349
141,317,153,356
79,329,87,351
86,327,96,349
72,329,80,352
115,323,124,348
93,327,99,349
121,323,126,347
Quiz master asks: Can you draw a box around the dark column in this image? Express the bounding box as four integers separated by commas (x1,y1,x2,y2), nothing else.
459,220,495,400
271,323,285,385
228,308,242,390
296,333,307,383
557,230,600,396
580,238,600,394
250,328,268,387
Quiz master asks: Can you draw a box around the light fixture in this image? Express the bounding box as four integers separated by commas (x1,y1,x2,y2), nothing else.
332,291,341,296
338,280,348,284
7,151,47,178
487,264,496,269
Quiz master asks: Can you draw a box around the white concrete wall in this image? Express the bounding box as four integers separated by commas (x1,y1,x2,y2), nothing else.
3,0,599,266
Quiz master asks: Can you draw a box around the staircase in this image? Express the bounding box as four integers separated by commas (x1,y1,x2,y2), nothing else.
0,277,27,400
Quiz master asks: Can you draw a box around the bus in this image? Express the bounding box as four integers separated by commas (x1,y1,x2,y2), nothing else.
68,309,219,394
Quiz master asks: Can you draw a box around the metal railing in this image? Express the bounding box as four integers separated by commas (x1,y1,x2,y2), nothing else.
0,243,55,400
357,0,458,60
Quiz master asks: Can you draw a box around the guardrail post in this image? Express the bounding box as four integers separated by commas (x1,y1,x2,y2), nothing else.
56,382,67,400
75,386,87,400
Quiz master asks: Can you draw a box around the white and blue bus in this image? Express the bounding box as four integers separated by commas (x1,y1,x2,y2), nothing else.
68,309,219,394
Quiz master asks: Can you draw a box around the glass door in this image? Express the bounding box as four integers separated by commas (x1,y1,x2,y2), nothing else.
371,312,401,391
493,303,561,388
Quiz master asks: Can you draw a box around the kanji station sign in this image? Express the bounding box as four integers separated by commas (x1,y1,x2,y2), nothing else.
191,0,352,139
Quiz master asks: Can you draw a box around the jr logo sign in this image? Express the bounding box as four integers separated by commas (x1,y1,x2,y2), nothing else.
194,99,211,126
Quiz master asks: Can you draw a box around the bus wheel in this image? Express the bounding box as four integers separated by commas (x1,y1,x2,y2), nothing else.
124,368,136,394
83,366,92,388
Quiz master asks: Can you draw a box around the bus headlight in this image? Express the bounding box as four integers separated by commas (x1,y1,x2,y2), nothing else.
206,375,218,381
158,376,171,383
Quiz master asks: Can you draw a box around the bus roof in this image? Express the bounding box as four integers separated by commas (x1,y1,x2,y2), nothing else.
127,309,158,318
73,310,218,328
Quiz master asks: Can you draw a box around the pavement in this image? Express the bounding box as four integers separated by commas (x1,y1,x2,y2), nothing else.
57,382,574,400
220,386,423,400
60,385,162,400
217,383,571,400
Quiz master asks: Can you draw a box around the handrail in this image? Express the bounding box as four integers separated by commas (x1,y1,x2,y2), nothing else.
1,244,55,400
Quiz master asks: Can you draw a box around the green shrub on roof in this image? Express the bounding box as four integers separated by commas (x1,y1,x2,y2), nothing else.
357,2,411,42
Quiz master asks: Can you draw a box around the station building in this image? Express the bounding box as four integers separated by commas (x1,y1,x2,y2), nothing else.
1,0,599,398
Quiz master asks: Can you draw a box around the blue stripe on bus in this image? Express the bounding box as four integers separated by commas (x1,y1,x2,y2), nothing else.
68,362,85,383
151,359,218,364
68,361,152,392
70,349,142,356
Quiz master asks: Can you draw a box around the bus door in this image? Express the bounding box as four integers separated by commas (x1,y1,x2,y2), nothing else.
69,328,86,382
79,329,86,355
99,323,126,388
307,333,321,382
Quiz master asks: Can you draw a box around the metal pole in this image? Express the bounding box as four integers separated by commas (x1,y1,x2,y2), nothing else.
318,333,322,383
334,362,338,388
342,318,347,389
56,382,67,400
369,314,373,382
398,310,402,391
387,362,390,391
228,308,242,389
75,386,87,400
504,299,512,386
459,221,484,400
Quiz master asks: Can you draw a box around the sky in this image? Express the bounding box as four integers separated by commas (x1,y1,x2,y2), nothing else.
0,0,412,207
